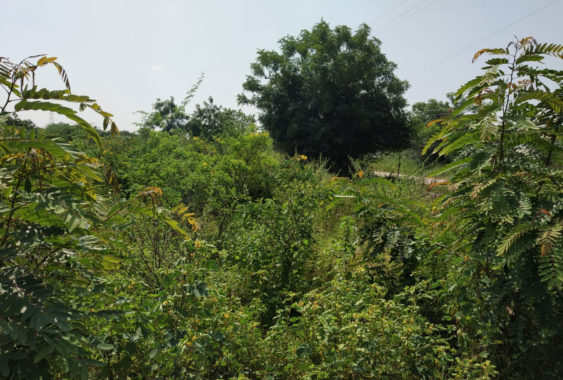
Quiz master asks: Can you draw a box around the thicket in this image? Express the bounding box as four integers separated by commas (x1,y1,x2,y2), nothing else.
1,36,562,379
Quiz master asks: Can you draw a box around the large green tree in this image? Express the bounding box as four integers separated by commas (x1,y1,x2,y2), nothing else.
239,20,410,171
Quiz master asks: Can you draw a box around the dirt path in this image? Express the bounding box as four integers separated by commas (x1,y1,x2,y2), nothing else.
371,171,447,185
332,171,449,199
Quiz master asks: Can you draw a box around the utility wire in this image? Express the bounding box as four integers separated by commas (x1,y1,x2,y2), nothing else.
373,0,429,32
368,0,409,25
374,0,440,34
406,0,560,79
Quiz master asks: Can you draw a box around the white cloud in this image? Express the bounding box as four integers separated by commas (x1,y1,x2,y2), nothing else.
151,64,165,72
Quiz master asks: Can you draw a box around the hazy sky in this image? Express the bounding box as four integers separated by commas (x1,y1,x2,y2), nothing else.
2,0,562,131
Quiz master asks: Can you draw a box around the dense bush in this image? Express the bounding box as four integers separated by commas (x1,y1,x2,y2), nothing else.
2,37,561,378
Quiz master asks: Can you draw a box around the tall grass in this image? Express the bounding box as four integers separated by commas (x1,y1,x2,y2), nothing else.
352,151,437,177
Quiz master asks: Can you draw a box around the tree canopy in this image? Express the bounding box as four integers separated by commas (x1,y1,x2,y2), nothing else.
140,96,255,139
408,98,452,158
239,20,411,171
139,97,189,133
185,97,255,139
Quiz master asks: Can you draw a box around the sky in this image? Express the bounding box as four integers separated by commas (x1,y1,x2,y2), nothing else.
2,0,562,131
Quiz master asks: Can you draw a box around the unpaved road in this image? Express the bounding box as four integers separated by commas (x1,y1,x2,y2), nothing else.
371,171,447,185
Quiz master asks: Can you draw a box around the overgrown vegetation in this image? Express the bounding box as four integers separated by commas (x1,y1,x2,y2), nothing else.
1,32,562,379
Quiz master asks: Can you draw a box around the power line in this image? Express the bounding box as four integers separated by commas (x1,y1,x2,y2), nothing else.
372,0,429,31
368,0,409,25
406,0,560,80
374,0,440,34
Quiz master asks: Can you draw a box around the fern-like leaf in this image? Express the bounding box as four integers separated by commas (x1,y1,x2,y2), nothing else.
497,222,537,256
472,48,507,63
515,91,563,113
538,245,563,291
527,42,563,58
537,222,562,256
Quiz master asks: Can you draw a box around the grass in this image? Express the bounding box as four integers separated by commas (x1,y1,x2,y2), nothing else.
357,151,438,178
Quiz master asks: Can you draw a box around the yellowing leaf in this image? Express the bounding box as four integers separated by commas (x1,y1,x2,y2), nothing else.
426,118,443,128
541,242,552,256
472,48,506,63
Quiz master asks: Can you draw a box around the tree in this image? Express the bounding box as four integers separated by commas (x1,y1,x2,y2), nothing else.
139,97,189,133
44,121,88,141
138,74,204,133
185,97,255,139
408,98,452,160
426,37,563,377
3,114,36,130
411,99,451,126
239,20,410,171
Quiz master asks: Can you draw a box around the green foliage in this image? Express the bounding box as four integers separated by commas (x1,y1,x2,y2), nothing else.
352,177,429,293
138,75,203,134
100,130,280,246
2,37,561,379
0,55,119,378
261,277,495,379
411,98,452,125
426,37,563,377
138,80,254,139
239,20,411,171
0,127,105,377
0,56,189,379
2,114,37,130
221,162,323,325
139,96,190,133
44,122,89,142
185,97,255,139
409,98,452,161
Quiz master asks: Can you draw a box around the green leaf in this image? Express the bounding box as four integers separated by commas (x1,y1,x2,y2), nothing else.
163,218,190,240
429,157,471,177
454,77,483,98
115,356,133,370
515,91,563,113
484,58,509,66
439,133,479,156
33,344,55,364
0,359,9,377
148,348,159,359
101,255,122,270
14,100,101,145
97,343,115,351
82,358,105,367
125,342,137,355
516,54,544,64
296,344,311,358
497,223,537,256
